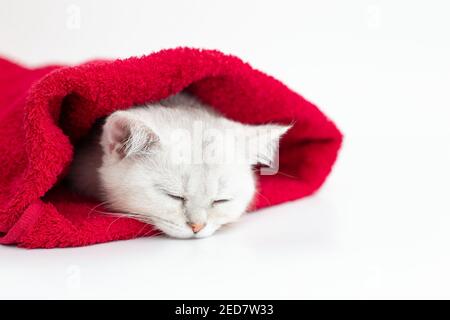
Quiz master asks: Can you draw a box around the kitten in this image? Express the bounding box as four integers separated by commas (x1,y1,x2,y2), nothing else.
68,93,290,239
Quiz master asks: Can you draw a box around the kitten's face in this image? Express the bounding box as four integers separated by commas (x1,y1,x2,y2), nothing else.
98,107,289,239
100,157,255,238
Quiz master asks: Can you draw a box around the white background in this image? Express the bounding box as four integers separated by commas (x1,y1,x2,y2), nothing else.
1,0,450,299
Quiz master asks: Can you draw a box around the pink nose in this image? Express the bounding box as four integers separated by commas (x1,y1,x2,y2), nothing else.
188,223,205,233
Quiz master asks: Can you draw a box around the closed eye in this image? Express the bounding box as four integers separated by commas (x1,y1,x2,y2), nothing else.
166,193,185,202
212,199,231,205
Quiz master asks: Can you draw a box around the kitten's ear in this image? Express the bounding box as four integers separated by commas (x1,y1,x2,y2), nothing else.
101,111,159,159
246,123,292,166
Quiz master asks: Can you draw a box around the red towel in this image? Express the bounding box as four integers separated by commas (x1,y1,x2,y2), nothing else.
0,48,342,248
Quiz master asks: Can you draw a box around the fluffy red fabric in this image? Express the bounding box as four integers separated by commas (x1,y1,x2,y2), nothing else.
0,48,342,248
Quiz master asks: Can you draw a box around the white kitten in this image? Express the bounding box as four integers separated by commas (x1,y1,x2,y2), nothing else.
68,93,290,239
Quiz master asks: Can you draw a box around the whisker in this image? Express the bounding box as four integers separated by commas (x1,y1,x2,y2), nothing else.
144,230,164,237
87,200,112,218
276,170,298,179
105,215,128,234
94,209,150,221
93,207,184,236
255,189,271,206
134,222,151,238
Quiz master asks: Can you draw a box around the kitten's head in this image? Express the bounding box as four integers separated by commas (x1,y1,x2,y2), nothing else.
98,106,290,238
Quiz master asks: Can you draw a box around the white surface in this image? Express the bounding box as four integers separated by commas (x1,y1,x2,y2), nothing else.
1,0,450,299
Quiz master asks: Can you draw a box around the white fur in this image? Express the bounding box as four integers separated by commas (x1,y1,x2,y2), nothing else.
68,93,290,239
